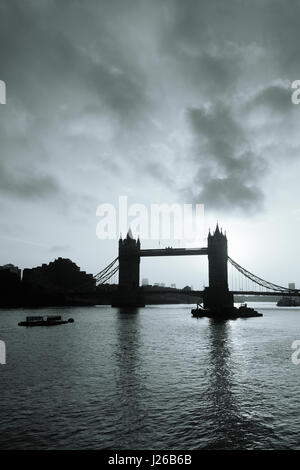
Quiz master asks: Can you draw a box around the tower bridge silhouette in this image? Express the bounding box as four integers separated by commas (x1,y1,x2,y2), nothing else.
95,225,300,311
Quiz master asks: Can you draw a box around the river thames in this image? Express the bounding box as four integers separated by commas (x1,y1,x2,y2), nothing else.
0,303,299,449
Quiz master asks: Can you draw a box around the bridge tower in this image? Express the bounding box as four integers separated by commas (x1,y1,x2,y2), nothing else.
204,225,233,313
112,229,145,307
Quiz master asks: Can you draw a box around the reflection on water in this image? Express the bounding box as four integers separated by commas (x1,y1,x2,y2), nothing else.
206,318,278,449
115,308,147,448
207,319,238,444
0,304,299,449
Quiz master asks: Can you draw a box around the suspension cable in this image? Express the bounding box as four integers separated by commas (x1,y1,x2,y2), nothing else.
228,256,300,293
99,265,119,285
94,257,118,281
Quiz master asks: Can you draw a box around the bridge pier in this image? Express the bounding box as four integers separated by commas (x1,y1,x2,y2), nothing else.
203,287,234,313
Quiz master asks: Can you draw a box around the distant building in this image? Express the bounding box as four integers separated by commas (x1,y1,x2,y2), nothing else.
22,258,95,293
160,283,165,287
142,278,149,286
183,285,192,291
0,264,22,306
289,283,296,290
0,264,21,279
154,283,160,287
171,283,176,288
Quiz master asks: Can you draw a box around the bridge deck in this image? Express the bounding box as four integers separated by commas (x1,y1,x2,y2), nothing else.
143,289,300,297
140,247,208,257
231,291,300,296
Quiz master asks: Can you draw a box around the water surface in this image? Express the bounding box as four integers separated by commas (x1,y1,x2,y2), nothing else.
0,303,299,449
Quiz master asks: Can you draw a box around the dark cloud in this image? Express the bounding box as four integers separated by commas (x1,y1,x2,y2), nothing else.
246,85,293,114
154,0,300,213
185,104,267,212
89,62,147,119
192,177,264,212
0,160,60,199
0,0,300,218
0,0,151,212
0,0,148,119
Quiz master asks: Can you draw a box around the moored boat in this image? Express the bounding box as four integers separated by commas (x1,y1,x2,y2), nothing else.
191,304,211,318
236,303,263,317
191,302,263,318
18,315,74,327
277,297,300,307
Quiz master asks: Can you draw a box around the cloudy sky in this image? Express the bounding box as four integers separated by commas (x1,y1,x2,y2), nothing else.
1,0,300,288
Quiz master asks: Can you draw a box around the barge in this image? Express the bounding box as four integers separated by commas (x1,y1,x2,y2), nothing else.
18,315,74,327
191,303,263,319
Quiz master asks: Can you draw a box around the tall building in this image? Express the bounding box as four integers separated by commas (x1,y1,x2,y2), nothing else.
289,283,296,290
22,258,95,293
142,278,149,286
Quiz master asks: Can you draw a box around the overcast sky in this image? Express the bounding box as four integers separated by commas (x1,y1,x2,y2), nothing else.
1,0,300,288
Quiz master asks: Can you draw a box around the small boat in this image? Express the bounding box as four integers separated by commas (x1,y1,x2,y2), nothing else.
277,297,300,307
190,302,263,318
236,303,263,317
18,315,74,327
191,304,211,318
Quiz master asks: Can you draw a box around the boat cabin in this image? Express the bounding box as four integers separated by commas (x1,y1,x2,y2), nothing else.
26,316,44,322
